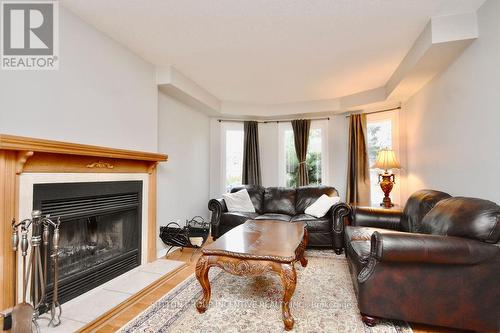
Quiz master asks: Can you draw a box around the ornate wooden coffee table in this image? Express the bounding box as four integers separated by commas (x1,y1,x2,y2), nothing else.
195,219,308,330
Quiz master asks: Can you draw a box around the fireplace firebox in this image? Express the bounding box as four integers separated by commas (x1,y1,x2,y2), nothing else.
33,181,142,304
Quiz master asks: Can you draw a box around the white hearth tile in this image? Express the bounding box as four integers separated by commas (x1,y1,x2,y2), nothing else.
104,271,162,295
38,317,86,333
140,259,184,275
32,259,185,331
61,289,130,323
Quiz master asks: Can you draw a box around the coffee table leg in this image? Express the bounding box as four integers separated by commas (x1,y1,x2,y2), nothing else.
195,255,211,313
279,263,297,331
299,228,308,267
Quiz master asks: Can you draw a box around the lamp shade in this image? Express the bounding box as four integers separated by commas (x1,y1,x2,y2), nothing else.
372,148,401,170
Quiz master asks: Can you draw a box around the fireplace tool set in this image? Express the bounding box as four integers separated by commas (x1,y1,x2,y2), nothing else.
11,210,62,333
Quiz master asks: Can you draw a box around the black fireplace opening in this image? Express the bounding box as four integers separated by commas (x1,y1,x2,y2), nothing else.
33,180,142,305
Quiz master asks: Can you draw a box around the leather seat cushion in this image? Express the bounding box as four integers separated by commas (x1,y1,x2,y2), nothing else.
345,226,379,242
220,211,259,228
254,213,292,222
347,240,371,265
345,225,403,242
295,186,338,214
262,187,297,215
345,226,374,264
291,214,331,232
345,226,415,269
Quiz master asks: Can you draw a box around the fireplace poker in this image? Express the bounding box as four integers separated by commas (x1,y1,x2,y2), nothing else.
42,223,49,305
29,211,46,311
48,217,62,327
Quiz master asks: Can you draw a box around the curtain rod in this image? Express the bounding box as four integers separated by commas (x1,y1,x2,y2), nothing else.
217,117,330,124
344,106,401,118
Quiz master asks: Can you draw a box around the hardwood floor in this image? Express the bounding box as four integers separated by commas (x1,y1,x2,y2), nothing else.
79,246,469,333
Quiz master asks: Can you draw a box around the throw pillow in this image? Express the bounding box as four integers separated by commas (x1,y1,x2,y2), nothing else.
305,194,341,218
223,189,256,213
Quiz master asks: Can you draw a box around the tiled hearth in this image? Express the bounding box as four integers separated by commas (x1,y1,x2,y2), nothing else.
38,259,184,333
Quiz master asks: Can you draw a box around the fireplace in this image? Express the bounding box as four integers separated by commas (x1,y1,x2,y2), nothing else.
33,181,142,304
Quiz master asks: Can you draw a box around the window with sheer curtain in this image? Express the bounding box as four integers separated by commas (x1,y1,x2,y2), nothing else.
279,120,329,187
366,111,400,205
221,122,244,192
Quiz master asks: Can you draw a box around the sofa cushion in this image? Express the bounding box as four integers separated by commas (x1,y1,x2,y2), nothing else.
220,211,259,228
345,226,375,266
254,213,292,222
401,189,451,233
223,189,255,212
345,225,375,242
351,241,371,263
291,214,331,232
305,194,340,218
345,226,403,242
262,187,296,215
344,225,405,267
420,197,500,243
295,186,339,214
231,185,265,214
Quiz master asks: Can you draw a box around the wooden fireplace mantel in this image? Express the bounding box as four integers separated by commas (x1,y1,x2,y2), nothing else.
0,134,168,311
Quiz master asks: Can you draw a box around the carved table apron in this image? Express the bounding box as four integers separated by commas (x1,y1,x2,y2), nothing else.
194,220,308,331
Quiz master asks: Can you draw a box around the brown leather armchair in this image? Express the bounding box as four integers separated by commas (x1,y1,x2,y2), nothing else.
342,190,500,332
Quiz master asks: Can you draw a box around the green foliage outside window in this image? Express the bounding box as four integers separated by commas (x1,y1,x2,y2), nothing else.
286,152,322,187
284,129,322,187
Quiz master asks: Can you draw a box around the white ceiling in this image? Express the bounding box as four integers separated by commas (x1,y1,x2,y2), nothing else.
62,0,485,105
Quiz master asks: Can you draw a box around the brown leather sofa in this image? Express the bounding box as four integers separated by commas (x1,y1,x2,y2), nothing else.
338,190,500,332
209,185,344,248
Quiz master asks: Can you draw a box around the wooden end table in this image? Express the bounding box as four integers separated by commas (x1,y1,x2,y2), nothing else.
195,219,308,331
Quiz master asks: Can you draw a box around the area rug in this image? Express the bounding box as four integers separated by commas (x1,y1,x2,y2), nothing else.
119,250,412,333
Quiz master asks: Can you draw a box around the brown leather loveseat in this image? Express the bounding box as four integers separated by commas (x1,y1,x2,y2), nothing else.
339,190,500,332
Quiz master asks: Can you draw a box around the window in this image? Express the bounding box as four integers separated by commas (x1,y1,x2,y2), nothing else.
221,122,244,192
279,120,329,187
366,111,399,205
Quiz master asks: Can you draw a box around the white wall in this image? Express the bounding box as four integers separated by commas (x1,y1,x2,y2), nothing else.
401,0,500,203
157,92,210,256
0,7,158,152
329,115,349,200
209,115,349,200
259,122,280,187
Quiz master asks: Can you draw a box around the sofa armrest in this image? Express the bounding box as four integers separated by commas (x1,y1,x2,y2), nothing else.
351,206,403,231
331,202,352,254
370,231,499,265
208,198,227,239
332,202,351,232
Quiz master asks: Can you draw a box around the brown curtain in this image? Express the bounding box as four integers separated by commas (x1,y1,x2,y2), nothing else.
242,121,262,185
346,114,371,203
292,119,311,187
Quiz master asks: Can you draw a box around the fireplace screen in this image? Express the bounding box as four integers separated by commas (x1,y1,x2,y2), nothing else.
33,181,142,304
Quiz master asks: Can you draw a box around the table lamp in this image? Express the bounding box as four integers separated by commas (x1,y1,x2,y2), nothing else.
372,148,401,208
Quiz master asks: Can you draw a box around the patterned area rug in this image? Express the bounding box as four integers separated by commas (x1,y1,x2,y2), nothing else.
119,250,412,333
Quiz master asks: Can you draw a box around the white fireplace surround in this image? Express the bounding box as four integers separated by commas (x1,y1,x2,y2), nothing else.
17,172,149,302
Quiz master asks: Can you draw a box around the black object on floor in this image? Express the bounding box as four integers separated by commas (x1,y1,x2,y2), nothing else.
159,216,210,255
